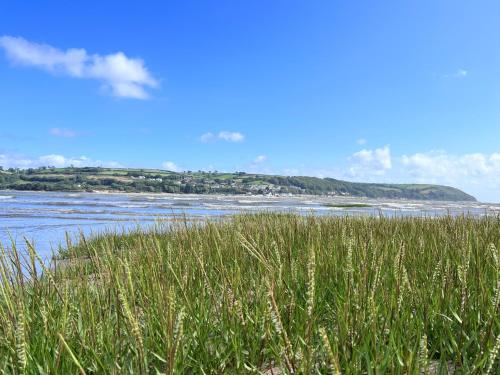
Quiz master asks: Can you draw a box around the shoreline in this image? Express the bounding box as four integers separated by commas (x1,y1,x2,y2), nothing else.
0,167,477,202
0,188,486,204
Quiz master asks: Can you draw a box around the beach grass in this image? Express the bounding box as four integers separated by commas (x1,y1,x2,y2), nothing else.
0,213,499,373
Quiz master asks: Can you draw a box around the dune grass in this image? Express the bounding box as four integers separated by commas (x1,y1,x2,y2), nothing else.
0,213,499,374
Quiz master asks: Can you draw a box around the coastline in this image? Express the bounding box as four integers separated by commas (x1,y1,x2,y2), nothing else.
0,167,477,202
0,188,483,204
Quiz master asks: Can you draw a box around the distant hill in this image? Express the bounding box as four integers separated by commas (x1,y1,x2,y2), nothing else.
0,167,476,201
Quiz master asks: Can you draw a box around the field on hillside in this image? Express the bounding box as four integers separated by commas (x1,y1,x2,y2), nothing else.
0,214,499,373
0,166,476,200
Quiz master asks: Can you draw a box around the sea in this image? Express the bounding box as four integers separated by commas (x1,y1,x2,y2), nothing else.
1,190,499,260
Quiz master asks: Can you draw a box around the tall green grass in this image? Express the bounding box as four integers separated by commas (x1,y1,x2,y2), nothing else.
0,213,499,373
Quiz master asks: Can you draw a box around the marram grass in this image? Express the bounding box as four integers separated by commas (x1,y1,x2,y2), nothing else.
0,213,499,374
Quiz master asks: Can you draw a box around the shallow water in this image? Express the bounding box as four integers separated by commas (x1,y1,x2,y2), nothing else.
1,190,498,259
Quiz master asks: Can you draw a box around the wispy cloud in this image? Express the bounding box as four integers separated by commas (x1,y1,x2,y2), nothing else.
0,152,122,169
445,69,468,79
49,127,78,138
247,155,268,172
0,35,158,99
162,161,183,172
200,131,245,143
219,131,244,142
200,133,216,143
253,155,267,164
356,138,367,145
0,132,35,141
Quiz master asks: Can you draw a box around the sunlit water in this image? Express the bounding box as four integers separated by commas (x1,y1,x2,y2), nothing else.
1,191,499,260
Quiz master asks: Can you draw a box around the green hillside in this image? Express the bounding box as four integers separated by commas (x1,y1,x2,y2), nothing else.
0,166,476,201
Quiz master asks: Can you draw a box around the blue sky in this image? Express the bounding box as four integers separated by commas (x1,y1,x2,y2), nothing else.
1,1,500,201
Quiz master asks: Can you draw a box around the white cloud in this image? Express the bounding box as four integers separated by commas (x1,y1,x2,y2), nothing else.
348,146,392,178
339,147,500,201
346,146,500,191
401,151,500,185
162,161,183,172
200,131,245,143
200,132,216,143
0,152,122,169
248,155,268,172
356,138,367,145
0,35,158,99
445,69,468,79
253,155,267,164
397,150,500,201
49,127,78,138
218,131,244,142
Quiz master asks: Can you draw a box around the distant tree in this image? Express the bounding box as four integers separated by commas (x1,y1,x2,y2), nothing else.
182,184,194,193
100,178,115,186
